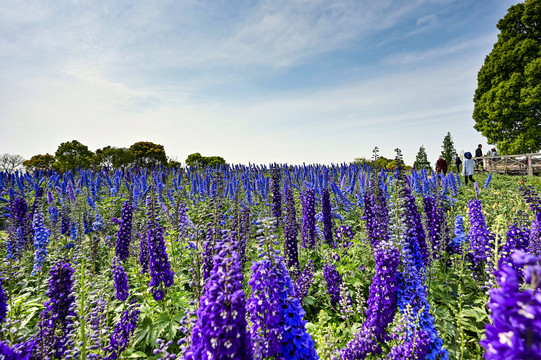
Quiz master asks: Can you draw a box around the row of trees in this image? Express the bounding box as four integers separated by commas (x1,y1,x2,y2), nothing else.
1,140,227,173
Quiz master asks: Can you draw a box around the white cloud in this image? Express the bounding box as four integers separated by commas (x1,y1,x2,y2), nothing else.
416,14,437,26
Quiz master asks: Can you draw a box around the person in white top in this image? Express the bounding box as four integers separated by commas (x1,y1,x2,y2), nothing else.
463,152,475,185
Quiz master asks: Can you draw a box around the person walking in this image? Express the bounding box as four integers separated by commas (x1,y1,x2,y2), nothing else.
463,152,475,185
435,156,448,175
454,153,462,173
475,144,483,171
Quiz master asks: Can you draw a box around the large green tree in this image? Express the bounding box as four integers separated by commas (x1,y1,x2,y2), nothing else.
473,0,541,154
185,153,226,168
23,154,55,171
413,145,431,170
93,146,135,168
440,132,456,165
130,141,167,168
54,140,94,172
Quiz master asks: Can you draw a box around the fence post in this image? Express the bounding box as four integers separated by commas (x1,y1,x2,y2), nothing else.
528,154,533,176
504,157,508,174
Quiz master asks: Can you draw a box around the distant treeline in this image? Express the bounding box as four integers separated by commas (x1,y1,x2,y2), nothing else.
22,140,226,172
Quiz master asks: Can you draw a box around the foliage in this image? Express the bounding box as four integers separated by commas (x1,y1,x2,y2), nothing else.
440,132,456,165
130,141,167,168
93,146,135,168
0,154,25,173
185,152,226,168
473,0,541,154
414,145,431,170
54,140,94,172
23,154,55,172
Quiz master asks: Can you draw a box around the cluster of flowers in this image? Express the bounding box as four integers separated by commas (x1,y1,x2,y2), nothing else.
323,263,342,309
284,184,300,271
363,178,389,246
146,195,175,301
468,199,494,265
185,235,252,359
302,188,317,249
116,200,133,261
32,201,50,275
481,250,541,359
423,196,449,261
322,188,333,245
341,241,400,359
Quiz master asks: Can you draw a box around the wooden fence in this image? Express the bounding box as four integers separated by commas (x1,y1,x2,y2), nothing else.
474,153,541,175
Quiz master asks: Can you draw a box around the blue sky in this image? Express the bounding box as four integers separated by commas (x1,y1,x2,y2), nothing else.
0,0,522,166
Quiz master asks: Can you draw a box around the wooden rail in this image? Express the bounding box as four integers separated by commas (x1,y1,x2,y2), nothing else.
473,153,541,175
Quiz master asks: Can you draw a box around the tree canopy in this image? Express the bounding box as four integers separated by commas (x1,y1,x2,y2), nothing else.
23,154,55,171
93,146,135,168
473,0,541,154
413,146,431,170
440,132,456,165
185,153,226,168
130,141,168,168
54,140,94,172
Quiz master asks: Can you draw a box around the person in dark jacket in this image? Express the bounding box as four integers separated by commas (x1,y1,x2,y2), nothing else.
455,153,462,173
475,144,483,171
435,156,448,175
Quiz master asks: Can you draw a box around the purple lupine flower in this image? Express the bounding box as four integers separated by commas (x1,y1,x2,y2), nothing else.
112,258,129,302
104,303,140,360
185,238,253,360
323,262,342,309
284,184,299,272
302,188,316,249
202,226,215,281
484,173,492,189
363,179,389,247
481,250,541,359
116,200,134,261
530,218,541,257
67,181,77,203
468,199,494,265
395,177,448,360
423,195,449,260
34,261,77,359
248,259,284,358
85,298,108,357
247,218,318,360
388,328,431,360
474,181,480,197
341,242,400,359
32,207,50,275
294,260,314,302
448,215,469,254
499,224,530,269
322,188,333,246
61,206,70,235
138,233,149,274
271,166,282,224
0,279,7,324
146,196,174,301
0,341,32,360
178,202,189,241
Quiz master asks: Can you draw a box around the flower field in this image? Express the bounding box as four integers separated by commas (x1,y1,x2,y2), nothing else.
0,164,540,359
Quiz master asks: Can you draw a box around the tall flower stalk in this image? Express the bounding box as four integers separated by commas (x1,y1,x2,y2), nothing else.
185,232,253,360
146,195,174,301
